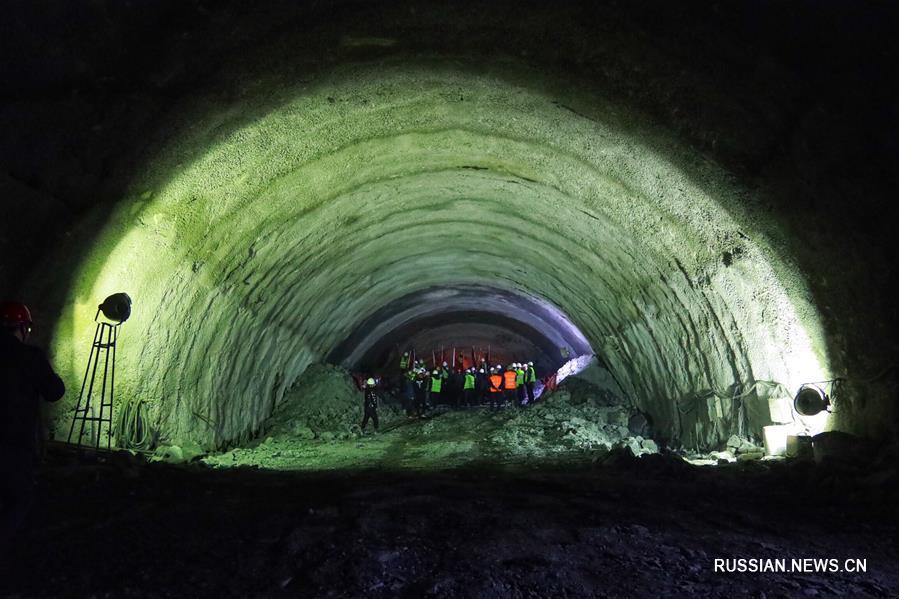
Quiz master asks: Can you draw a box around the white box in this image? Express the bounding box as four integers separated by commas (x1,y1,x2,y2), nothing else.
763,424,791,456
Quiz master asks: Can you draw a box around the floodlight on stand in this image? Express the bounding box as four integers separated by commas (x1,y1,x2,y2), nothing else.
793,384,830,417
96,292,132,324
68,292,132,449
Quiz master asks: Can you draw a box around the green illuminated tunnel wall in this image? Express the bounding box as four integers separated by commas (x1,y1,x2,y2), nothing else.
45,61,833,449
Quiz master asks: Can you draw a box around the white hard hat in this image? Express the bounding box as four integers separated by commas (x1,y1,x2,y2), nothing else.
496,365,502,370
442,362,448,367
432,370,439,375
366,378,376,386
528,361,534,366
403,351,409,356
479,369,485,374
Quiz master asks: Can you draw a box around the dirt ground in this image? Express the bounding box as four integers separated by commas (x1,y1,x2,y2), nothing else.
3,442,898,598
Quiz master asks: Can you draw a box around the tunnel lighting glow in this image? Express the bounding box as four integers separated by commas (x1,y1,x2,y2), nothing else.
47,63,833,450
762,424,791,456
554,354,596,386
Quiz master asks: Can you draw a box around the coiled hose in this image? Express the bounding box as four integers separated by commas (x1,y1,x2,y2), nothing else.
114,398,153,450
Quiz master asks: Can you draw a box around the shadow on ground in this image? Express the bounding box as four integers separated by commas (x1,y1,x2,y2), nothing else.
3,442,898,597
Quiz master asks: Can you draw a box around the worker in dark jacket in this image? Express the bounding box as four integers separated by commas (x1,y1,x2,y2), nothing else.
360,378,379,433
449,367,464,408
413,370,427,417
475,368,488,405
1,301,65,549
403,369,416,416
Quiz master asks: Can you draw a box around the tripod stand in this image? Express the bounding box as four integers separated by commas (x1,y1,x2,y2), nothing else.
67,312,122,449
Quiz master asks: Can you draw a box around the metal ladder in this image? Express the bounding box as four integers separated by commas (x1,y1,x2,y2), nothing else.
67,317,121,449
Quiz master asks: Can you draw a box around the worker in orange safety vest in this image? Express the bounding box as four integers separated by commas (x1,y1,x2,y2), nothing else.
503,365,518,407
489,368,504,410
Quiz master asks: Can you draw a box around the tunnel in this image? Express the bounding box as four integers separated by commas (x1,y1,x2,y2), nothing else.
39,57,838,449
2,1,898,595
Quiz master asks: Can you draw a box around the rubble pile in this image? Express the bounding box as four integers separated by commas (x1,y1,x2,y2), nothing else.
488,381,661,459
678,434,768,466
205,363,663,470
265,363,402,440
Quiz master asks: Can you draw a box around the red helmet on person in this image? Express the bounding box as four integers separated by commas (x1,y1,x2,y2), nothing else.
0,301,33,326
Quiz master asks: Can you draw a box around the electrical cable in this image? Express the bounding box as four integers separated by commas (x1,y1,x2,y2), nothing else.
114,398,153,450
675,379,788,413
675,380,790,436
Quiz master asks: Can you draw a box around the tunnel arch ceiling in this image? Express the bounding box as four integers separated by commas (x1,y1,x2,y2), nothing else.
328,285,594,372
44,61,833,450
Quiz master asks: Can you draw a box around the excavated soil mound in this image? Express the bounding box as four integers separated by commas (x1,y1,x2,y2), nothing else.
483,375,657,459
265,363,402,440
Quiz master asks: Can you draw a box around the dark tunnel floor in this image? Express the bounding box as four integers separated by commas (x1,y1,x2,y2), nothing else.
3,448,899,598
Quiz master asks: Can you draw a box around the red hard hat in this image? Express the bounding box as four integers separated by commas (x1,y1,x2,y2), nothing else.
0,301,33,326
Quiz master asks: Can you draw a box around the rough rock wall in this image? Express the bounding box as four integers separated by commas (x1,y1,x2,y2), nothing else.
36,65,831,449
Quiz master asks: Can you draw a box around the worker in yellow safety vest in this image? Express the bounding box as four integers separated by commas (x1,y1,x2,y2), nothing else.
525,361,537,404
515,363,526,407
429,369,443,406
463,368,476,407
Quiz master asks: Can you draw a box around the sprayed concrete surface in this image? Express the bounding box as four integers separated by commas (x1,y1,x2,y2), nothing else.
44,63,832,453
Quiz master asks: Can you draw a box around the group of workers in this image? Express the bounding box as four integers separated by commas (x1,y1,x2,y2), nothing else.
360,354,541,432
399,353,539,418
